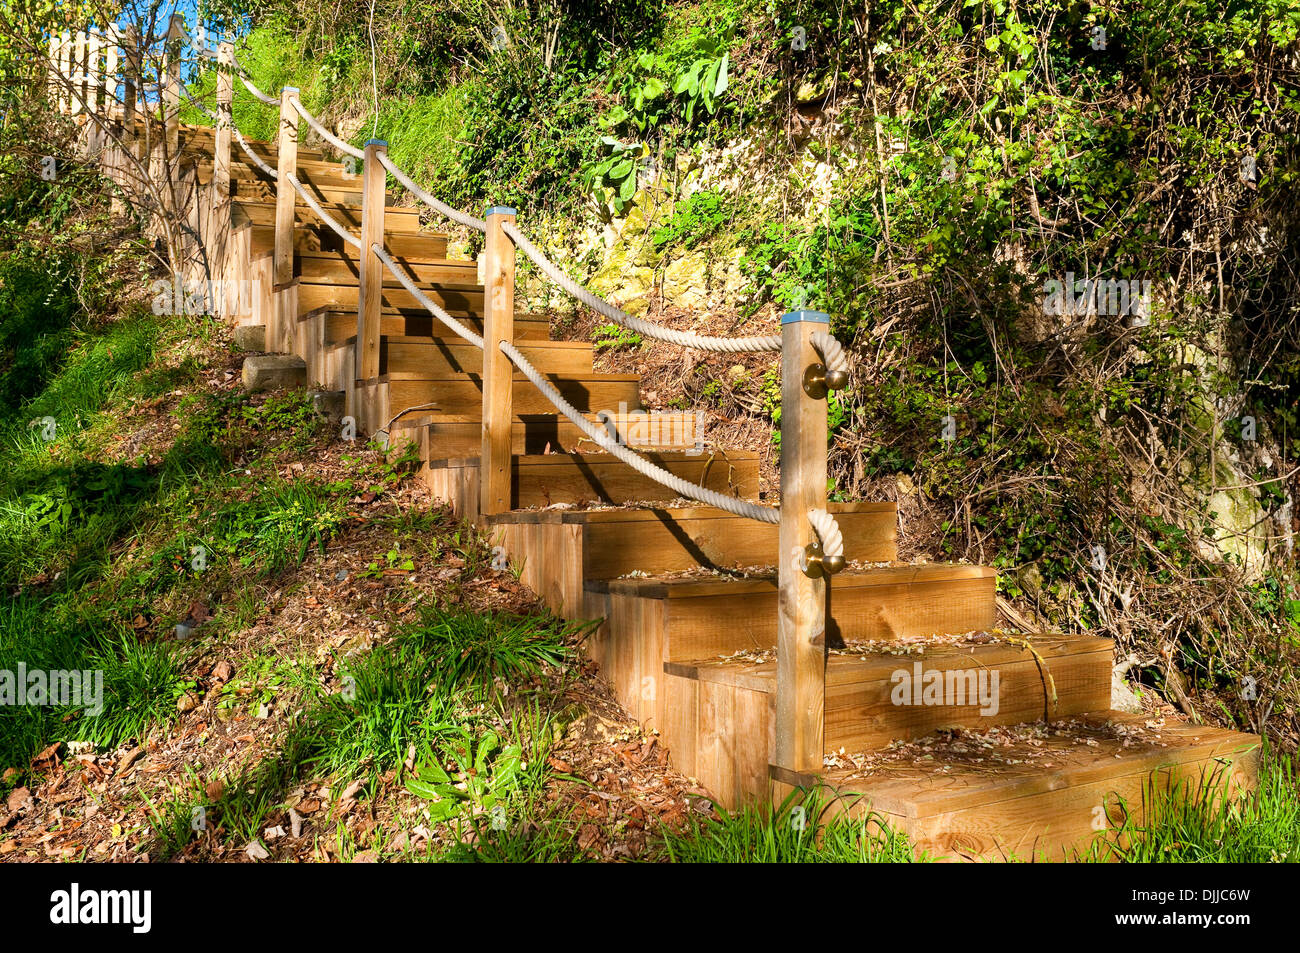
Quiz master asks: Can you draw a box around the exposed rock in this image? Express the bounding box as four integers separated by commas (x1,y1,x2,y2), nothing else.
1111,672,1144,713
242,354,306,392
231,323,266,352
661,253,709,310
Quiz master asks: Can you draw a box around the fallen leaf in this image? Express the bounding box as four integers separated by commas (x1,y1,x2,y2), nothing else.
117,747,144,774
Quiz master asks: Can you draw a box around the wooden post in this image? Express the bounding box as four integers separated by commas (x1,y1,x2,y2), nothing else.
122,25,138,146
102,30,119,120
70,30,86,115
773,309,830,781
357,139,388,380
274,87,300,287
213,40,234,302
163,14,185,168
480,206,517,517
86,31,101,116
47,33,62,110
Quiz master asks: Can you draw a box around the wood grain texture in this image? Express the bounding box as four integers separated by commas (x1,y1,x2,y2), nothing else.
273,91,299,287
775,316,828,774
357,140,387,380
480,209,517,517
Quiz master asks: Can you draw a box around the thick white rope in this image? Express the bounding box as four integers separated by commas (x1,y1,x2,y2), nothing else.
235,128,276,178
808,508,844,560
500,341,779,523
290,99,365,159
196,46,280,106
178,82,277,180
239,74,280,107
376,152,487,233
810,330,849,375
372,244,484,348
287,173,361,249
501,221,782,355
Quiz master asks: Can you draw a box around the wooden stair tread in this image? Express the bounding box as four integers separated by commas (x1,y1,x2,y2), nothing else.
430,450,760,467
585,563,995,598
666,634,1113,690
822,711,1259,819
485,500,891,526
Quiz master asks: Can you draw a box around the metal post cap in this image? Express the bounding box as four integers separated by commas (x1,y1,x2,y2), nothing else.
781,310,830,324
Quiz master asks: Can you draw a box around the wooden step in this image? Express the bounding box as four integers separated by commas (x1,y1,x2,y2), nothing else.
583,564,997,744
663,635,1114,804
252,228,448,261
417,451,762,520
487,502,895,614
180,126,328,162
379,372,640,418
249,224,322,256
230,177,363,206
378,337,592,377
235,198,422,234
821,712,1260,861
585,564,996,666
297,279,482,317
309,308,549,345
419,411,703,457
298,255,478,285
325,232,451,261
204,159,370,192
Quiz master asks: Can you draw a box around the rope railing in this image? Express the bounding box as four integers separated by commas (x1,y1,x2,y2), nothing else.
288,173,361,249
290,99,365,159
500,341,779,523
372,245,484,348
502,220,782,355
376,152,486,233
195,45,281,106
178,82,277,179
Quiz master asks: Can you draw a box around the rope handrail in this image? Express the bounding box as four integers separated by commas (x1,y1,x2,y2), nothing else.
500,340,779,523
239,74,281,107
372,244,484,349
179,78,280,180
376,152,486,233
290,99,365,159
194,44,281,106
502,221,781,355
176,37,847,538
287,173,361,249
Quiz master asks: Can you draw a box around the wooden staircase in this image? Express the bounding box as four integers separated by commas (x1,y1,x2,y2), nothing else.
144,96,1264,860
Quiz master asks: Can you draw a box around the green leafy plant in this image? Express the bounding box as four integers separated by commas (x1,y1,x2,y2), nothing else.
405,728,524,822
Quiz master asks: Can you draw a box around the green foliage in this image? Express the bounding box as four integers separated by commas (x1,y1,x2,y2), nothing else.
401,606,579,700
1082,756,1300,863
583,137,647,215
652,189,730,251
592,321,643,351
660,787,922,862
405,728,526,822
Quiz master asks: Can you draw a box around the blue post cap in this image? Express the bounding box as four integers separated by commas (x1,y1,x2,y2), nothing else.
781,309,830,324
282,85,299,94
485,206,517,216
365,138,388,148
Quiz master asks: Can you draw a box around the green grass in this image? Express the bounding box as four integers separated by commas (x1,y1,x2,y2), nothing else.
1084,755,1300,863
659,788,923,863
